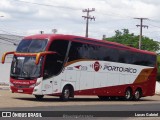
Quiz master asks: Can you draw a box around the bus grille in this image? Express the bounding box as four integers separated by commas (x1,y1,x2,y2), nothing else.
14,84,30,88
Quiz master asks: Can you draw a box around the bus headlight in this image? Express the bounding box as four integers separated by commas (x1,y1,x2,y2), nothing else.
29,81,41,88
35,81,41,86
29,84,35,88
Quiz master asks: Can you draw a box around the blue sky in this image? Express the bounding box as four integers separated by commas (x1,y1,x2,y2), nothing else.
0,0,160,41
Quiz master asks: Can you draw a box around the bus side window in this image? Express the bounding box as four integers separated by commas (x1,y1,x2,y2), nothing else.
68,42,82,61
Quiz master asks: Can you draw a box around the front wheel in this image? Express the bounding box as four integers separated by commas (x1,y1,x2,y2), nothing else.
60,86,70,101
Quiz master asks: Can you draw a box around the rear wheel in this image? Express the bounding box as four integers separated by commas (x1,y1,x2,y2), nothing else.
35,95,44,100
134,89,142,101
124,88,133,101
60,86,70,101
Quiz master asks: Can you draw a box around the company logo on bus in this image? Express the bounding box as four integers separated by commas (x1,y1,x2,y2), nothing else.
103,65,137,73
91,61,102,72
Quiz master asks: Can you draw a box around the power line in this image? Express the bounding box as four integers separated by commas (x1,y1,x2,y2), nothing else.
5,0,160,42
0,35,21,41
0,35,20,46
99,11,133,19
0,41,16,46
0,29,22,37
10,0,134,20
147,23,160,29
9,0,81,10
149,19,160,23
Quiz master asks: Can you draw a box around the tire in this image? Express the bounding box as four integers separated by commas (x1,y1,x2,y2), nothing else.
60,86,70,101
35,95,44,100
98,96,109,101
124,88,133,101
134,89,141,101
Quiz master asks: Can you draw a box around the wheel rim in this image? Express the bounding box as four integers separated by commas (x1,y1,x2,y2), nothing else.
64,89,70,99
125,90,131,100
135,90,140,99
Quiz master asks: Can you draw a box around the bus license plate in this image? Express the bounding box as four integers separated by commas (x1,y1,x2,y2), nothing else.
18,89,23,93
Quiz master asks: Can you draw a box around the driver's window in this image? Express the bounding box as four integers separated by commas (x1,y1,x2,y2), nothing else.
43,40,69,79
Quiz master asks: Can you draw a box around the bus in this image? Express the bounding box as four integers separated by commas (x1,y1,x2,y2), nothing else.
2,34,157,101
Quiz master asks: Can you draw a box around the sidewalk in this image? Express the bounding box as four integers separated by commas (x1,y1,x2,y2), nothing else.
0,82,9,90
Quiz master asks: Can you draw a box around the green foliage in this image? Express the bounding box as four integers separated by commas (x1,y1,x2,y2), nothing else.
106,29,160,52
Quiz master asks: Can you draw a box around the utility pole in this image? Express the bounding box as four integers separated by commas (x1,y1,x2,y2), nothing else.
134,18,148,49
82,8,95,37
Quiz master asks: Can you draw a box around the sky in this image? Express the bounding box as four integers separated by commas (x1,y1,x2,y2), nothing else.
0,0,160,41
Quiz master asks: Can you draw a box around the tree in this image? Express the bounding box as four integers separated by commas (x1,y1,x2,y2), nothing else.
105,29,160,52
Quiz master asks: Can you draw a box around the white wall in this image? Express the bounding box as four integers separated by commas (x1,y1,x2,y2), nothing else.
156,81,160,95
0,63,11,84
0,34,22,84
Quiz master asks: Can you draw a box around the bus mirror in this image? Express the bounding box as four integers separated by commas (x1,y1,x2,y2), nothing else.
35,51,56,65
1,51,15,64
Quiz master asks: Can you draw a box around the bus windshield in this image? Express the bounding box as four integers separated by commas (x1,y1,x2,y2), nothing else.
16,39,48,53
10,56,43,79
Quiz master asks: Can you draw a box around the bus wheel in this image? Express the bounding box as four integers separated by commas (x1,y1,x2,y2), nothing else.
124,88,132,101
134,89,142,101
35,95,44,100
60,86,70,101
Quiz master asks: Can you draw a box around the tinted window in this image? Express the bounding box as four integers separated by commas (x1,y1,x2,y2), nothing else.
132,53,156,67
48,40,69,59
17,39,48,53
68,42,119,62
68,42,82,61
68,41,156,67
44,40,69,79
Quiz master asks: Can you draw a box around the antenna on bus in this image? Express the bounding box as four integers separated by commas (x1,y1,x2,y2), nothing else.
52,29,57,34
40,31,44,34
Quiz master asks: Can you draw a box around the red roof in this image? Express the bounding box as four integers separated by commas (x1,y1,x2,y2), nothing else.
24,34,156,56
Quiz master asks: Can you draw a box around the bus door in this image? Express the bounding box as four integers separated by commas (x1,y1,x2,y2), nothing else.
42,40,70,94
42,54,64,94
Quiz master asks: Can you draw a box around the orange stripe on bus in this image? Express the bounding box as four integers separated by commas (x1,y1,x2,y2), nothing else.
133,68,154,84
65,59,94,67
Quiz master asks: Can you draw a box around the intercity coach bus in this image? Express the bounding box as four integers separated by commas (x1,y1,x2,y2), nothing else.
2,34,157,101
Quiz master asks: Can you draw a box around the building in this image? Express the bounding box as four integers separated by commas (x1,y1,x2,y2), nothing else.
0,34,23,84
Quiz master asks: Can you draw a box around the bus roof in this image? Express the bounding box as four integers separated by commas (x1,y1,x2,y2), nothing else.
24,34,156,56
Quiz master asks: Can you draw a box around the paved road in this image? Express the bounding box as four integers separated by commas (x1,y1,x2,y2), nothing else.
0,90,160,120
1,103,160,111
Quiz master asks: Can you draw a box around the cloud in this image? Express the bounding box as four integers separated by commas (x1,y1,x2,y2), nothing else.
0,0,159,41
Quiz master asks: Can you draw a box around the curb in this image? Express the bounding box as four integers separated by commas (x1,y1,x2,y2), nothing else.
0,86,9,90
